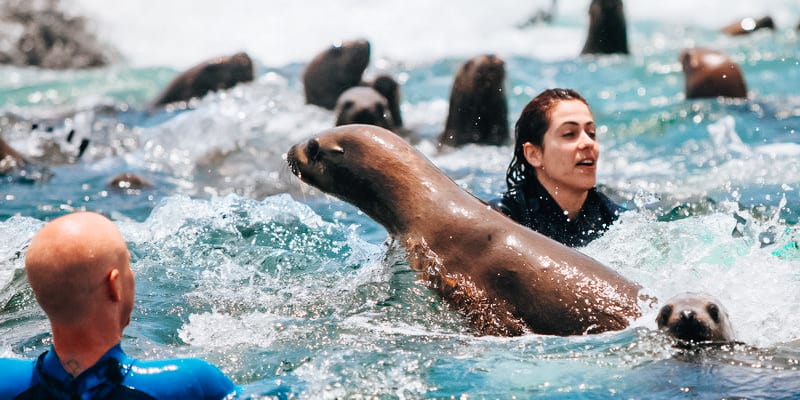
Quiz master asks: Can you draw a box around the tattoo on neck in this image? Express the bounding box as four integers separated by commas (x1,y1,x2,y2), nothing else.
64,359,81,376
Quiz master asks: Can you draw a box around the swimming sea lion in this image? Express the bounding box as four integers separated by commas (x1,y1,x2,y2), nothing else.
581,0,629,55
680,48,748,99
150,52,254,108
302,39,371,110
107,172,152,191
334,86,395,131
721,16,775,36
287,124,643,336
438,54,509,148
656,292,735,345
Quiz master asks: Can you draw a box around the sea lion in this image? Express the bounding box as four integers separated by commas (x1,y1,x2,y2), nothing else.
107,172,152,191
334,87,395,131
721,16,775,36
302,39,371,110
367,74,404,129
438,54,509,148
656,292,735,346
581,0,629,55
680,48,748,99
287,124,643,337
0,0,117,69
150,52,254,108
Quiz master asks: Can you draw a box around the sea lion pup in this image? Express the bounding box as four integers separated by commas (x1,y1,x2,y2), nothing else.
287,124,643,336
656,292,735,346
721,16,775,36
680,48,748,99
303,39,371,110
150,52,254,108
438,54,509,148
580,0,629,55
334,87,395,132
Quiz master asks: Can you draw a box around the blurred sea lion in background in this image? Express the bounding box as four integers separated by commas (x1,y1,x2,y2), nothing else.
680,48,748,99
438,54,509,148
303,39,371,110
0,0,117,69
657,292,736,347
107,172,152,192
150,52,254,108
721,16,775,36
368,74,405,130
581,0,629,55
334,86,395,132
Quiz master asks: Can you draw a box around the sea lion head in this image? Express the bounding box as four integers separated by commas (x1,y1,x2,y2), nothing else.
656,292,735,346
302,39,371,109
679,48,748,99
334,87,395,131
287,125,435,233
458,54,506,93
107,172,152,191
581,0,628,55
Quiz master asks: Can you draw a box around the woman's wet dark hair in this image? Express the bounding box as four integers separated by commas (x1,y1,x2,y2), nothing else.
505,88,590,190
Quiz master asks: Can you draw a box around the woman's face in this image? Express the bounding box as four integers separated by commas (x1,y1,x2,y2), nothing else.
523,100,598,195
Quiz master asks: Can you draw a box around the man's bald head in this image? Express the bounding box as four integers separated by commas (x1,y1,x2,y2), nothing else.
25,212,133,327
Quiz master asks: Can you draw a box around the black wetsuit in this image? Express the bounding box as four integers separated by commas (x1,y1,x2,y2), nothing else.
489,179,624,247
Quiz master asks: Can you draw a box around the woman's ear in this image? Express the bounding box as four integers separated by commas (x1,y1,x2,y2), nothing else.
523,142,543,168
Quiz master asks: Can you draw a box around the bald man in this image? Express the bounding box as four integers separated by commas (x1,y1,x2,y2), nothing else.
0,212,237,399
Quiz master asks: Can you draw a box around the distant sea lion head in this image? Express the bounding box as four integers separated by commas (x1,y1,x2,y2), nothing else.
334,87,395,131
302,39,371,109
581,0,628,55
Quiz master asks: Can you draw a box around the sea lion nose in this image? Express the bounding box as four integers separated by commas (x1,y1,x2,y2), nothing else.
680,310,695,321
307,138,321,161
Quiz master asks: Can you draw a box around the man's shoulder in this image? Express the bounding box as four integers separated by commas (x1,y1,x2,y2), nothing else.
0,358,35,398
126,357,237,399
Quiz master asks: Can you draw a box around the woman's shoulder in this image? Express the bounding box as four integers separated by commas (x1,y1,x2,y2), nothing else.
590,187,627,217
488,189,525,221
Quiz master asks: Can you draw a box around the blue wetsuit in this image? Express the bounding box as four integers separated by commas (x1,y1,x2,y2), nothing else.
0,344,237,400
489,179,624,247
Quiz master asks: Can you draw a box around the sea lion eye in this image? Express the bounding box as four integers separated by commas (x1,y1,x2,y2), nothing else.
707,304,720,323
656,305,672,328
307,138,321,161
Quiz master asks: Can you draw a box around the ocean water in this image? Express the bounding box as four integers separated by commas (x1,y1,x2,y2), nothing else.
1,0,800,398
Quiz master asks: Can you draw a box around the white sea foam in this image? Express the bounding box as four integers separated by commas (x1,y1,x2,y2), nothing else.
71,0,800,69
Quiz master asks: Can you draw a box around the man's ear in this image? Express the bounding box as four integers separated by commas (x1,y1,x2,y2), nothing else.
523,142,543,168
107,269,122,302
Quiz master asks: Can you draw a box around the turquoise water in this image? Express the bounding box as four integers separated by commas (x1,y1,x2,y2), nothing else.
2,1,800,398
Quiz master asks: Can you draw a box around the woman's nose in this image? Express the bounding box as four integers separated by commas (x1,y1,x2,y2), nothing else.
577,131,596,149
